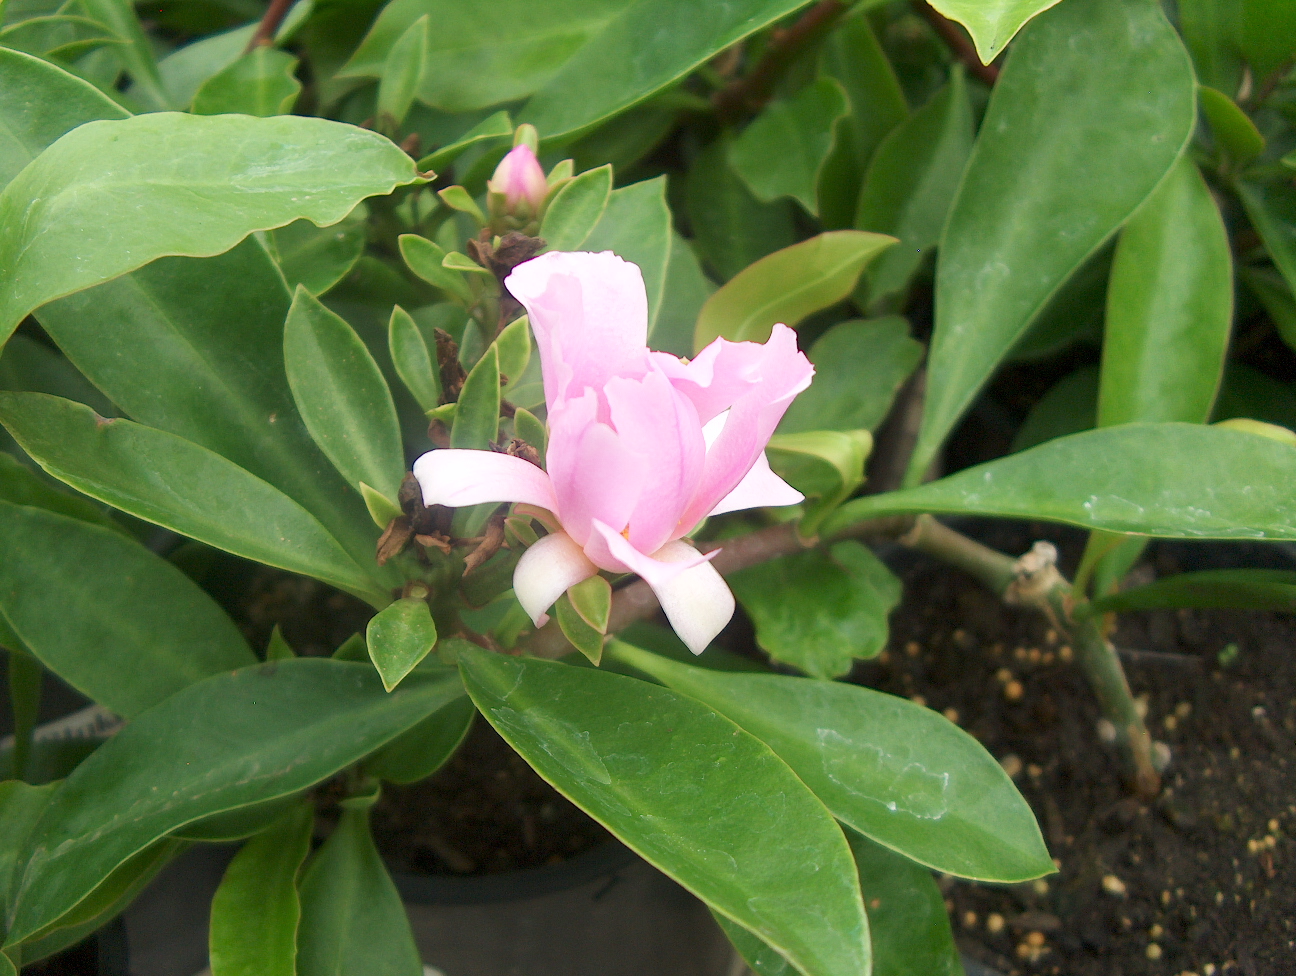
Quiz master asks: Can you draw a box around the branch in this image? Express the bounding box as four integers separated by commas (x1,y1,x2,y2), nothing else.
910,1,1000,87
246,0,294,52
711,0,848,120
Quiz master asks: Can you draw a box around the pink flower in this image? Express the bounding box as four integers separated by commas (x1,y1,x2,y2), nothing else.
487,144,548,214
413,251,813,654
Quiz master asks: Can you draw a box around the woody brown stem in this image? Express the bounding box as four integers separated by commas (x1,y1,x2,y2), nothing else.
910,1,1000,87
246,0,294,51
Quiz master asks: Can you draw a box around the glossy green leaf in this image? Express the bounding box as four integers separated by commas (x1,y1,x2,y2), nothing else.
366,597,438,691
514,407,548,459
651,234,714,357
910,0,1196,485
828,422,1296,540
262,212,367,297
0,48,127,189
191,47,301,116
778,318,923,435
36,240,383,572
855,70,974,306
555,593,605,664
451,345,500,450
285,287,405,504
416,110,513,173
1012,365,1098,452
694,231,895,350
297,801,422,976
458,647,870,976
399,234,474,304
5,659,463,944
928,0,1064,62
442,249,492,274
495,316,532,393
583,177,672,332
766,429,870,534
1088,568,1296,615
1008,242,1112,361
685,137,797,283
728,77,848,217
610,642,1052,882
388,305,441,412
376,14,428,127
557,575,612,664
1239,180,1296,297
1199,85,1264,165
0,450,115,529
0,393,385,605
729,541,900,679
208,803,314,976
1177,0,1244,94
364,694,476,784
715,913,795,976
0,781,55,929
521,0,817,140
77,0,168,110
0,500,254,718
540,164,612,252
0,112,421,346
343,0,631,111
0,333,114,422
1098,155,1232,427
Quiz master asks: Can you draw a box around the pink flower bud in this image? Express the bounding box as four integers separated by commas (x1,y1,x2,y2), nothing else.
488,144,548,214
413,251,814,655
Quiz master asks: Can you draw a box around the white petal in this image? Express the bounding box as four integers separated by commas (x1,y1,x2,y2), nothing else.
705,450,803,517
513,531,598,627
412,450,557,511
647,540,736,655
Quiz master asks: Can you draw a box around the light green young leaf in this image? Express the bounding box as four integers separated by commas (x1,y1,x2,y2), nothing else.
928,0,1065,63
451,345,500,450
728,77,848,217
494,316,532,392
459,646,871,976
729,541,900,679
583,177,673,332
191,47,301,117
208,803,314,976
262,212,367,297
0,112,422,346
388,305,441,412
694,231,895,350
0,15,121,69
0,500,255,718
416,109,513,173
376,14,428,127
540,164,612,252
766,429,870,534
1198,85,1264,165
909,0,1196,485
555,592,605,664
366,597,438,691
284,287,405,505
399,234,474,304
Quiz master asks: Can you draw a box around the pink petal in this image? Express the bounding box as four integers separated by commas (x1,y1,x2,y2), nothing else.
412,449,557,511
505,251,650,407
513,530,599,627
604,368,706,554
706,450,803,517
545,389,645,548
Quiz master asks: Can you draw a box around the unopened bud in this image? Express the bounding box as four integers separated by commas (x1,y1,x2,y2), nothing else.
488,144,548,214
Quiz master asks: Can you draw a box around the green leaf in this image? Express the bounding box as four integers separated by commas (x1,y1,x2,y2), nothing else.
583,177,672,332
343,0,631,112
191,47,301,116
1088,568,1296,615
694,231,895,350
521,0,820,140
399,234,474,304
0,450,115,529
1236,0,1296,79
495,316,532,393
416,110,513,173
778,318,923,435
651,234,714,357
388,305,441,412
376,14,428,127
77,0,168,110
442,249,492,274
0,48,127,189
928,0,1064,63
0,14,123,64
1243,264,1296,352
366,597,438,691
728,77,848,217
685,137,797,283
458,646,870,976
209,803,314,976
910,0,1196,485
1198,85,1265,165
827,422,1296,540
1098,155,1232,427
0,500,255,718
364,694,476,784
35,240,384,573
855,70,974,306
285,287,405,504
0,112,421,346
609,642,1052,882
262,212,367,297
766,429,870,534
540,164,612,252
1177,0,1244,94
556,575,612,665
0,393,385,605
6,649,40,782
0,780,55,929
1012,365,1099,452
1008,242,1112,361
1239,180,1296,298
297,801,422,976
555,593,605,664
729,541,900,679
5,659,463,944
451,345,500,449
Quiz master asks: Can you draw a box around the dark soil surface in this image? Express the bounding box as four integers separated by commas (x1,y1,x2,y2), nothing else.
856,524,1296,976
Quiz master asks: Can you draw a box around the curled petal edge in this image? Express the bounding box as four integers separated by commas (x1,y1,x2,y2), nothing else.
513,531,599,627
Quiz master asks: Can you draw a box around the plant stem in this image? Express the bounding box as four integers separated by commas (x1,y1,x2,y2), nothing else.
910,1,1000,87
246,0,294,51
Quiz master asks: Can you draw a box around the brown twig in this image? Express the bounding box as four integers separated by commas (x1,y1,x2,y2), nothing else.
711,0,848,120
910,1,1000,87
246,0,294,52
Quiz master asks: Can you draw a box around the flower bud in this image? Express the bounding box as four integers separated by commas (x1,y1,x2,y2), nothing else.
488,144,548,215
